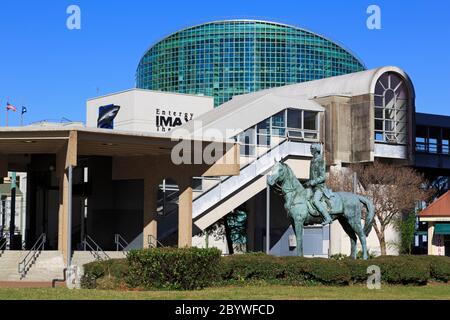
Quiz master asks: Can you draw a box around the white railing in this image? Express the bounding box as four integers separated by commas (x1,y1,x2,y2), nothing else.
114,234,129,252
147,235,165,248
192,139,313,219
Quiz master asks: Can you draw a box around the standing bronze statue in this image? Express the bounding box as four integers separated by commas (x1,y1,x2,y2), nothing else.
267,143,375,259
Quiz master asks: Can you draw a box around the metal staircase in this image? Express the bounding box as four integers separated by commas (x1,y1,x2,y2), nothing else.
157,138,313,239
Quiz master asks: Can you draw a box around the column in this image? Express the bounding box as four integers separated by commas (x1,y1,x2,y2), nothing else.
143,175,158,249
246,199,256,252
178,177,193,248
428,222,435,256
57,131,77,266
57,153,69,263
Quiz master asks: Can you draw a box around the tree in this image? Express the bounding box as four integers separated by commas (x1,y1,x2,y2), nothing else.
198,208,247,254
429,176,449,200
348,161,431,255
392,211,417,254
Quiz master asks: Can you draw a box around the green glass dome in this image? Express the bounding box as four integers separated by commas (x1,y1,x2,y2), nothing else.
136,20,366,106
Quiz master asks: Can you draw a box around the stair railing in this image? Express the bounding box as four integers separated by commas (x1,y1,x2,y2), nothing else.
18,233,46,279
114,234,129,252
0,237,6,252
83,235,110,261
147,235,165,248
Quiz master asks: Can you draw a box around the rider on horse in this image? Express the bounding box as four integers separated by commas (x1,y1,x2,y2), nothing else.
305,143,333,226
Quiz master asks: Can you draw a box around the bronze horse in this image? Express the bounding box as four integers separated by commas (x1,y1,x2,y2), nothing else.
267,161,374,259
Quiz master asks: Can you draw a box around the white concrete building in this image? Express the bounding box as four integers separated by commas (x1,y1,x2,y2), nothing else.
83,66,412,257
86,89,214,134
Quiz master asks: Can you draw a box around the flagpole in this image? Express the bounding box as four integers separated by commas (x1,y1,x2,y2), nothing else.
5,98,8,127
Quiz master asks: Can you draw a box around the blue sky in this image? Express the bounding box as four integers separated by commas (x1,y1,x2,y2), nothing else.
0,0,449,126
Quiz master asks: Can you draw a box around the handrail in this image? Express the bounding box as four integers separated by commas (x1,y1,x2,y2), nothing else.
147,235,165,248
157,139,293,220
83,235,110,261
0,237,6,252
18,233,46,279
157,189,179,206
114,234,129,252
193,138,290,202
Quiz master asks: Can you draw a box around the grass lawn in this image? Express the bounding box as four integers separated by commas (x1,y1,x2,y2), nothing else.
1,283,450,300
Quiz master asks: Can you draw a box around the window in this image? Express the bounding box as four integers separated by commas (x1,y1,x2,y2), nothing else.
238,127,256,156
428,127,440,154
236,108,319,157
287,109,302,129
272,110,286,136
303,111,317,130
443,128,450,154
374,72,409,144
257,119,270,146
416,126,450,155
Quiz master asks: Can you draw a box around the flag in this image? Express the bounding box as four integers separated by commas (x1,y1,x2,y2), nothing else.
6,102,17,112
21,106,27,115
97,104,120,129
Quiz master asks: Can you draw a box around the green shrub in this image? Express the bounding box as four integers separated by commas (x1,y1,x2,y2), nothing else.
81,250,450,290
372,255,430,285
341,258,371,284
80,258,128,289
95,275,125,290
220,254,350,286
80,273,97,289
127,247,221,290
220,254,441,286
356,250,377,260
330,253,347,261
282,257,351,285
429,256,450,282
218,253,284,283
415,255,450,283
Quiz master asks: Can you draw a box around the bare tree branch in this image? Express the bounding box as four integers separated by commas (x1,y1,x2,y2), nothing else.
329,161,432,255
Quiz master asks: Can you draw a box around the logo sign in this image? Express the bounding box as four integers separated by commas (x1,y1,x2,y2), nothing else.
156,108,194,132
97,104,121,129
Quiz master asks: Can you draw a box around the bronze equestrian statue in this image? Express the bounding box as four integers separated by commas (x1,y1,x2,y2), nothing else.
267,143,374,260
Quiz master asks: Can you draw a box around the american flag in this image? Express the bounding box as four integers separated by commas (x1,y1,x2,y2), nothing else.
6,102,17,112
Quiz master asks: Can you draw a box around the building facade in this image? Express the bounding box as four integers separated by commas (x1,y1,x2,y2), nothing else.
89,65,415,257
86,89,214,133
136,20,366,106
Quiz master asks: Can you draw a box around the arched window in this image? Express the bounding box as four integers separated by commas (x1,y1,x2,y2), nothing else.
374,72,409,144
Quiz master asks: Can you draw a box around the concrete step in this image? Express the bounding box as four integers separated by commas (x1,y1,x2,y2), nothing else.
0,251,65,282
0,251,127,282
71,251,127,266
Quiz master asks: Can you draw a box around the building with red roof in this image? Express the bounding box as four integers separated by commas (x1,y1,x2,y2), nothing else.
419,191,450,256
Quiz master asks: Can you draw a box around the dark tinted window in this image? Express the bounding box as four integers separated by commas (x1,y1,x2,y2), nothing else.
287,109,302,129
304,111,317,130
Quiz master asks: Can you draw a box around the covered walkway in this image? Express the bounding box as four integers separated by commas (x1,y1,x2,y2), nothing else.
0,126,239,266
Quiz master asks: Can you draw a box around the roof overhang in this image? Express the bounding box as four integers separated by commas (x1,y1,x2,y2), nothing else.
0,126,240,178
